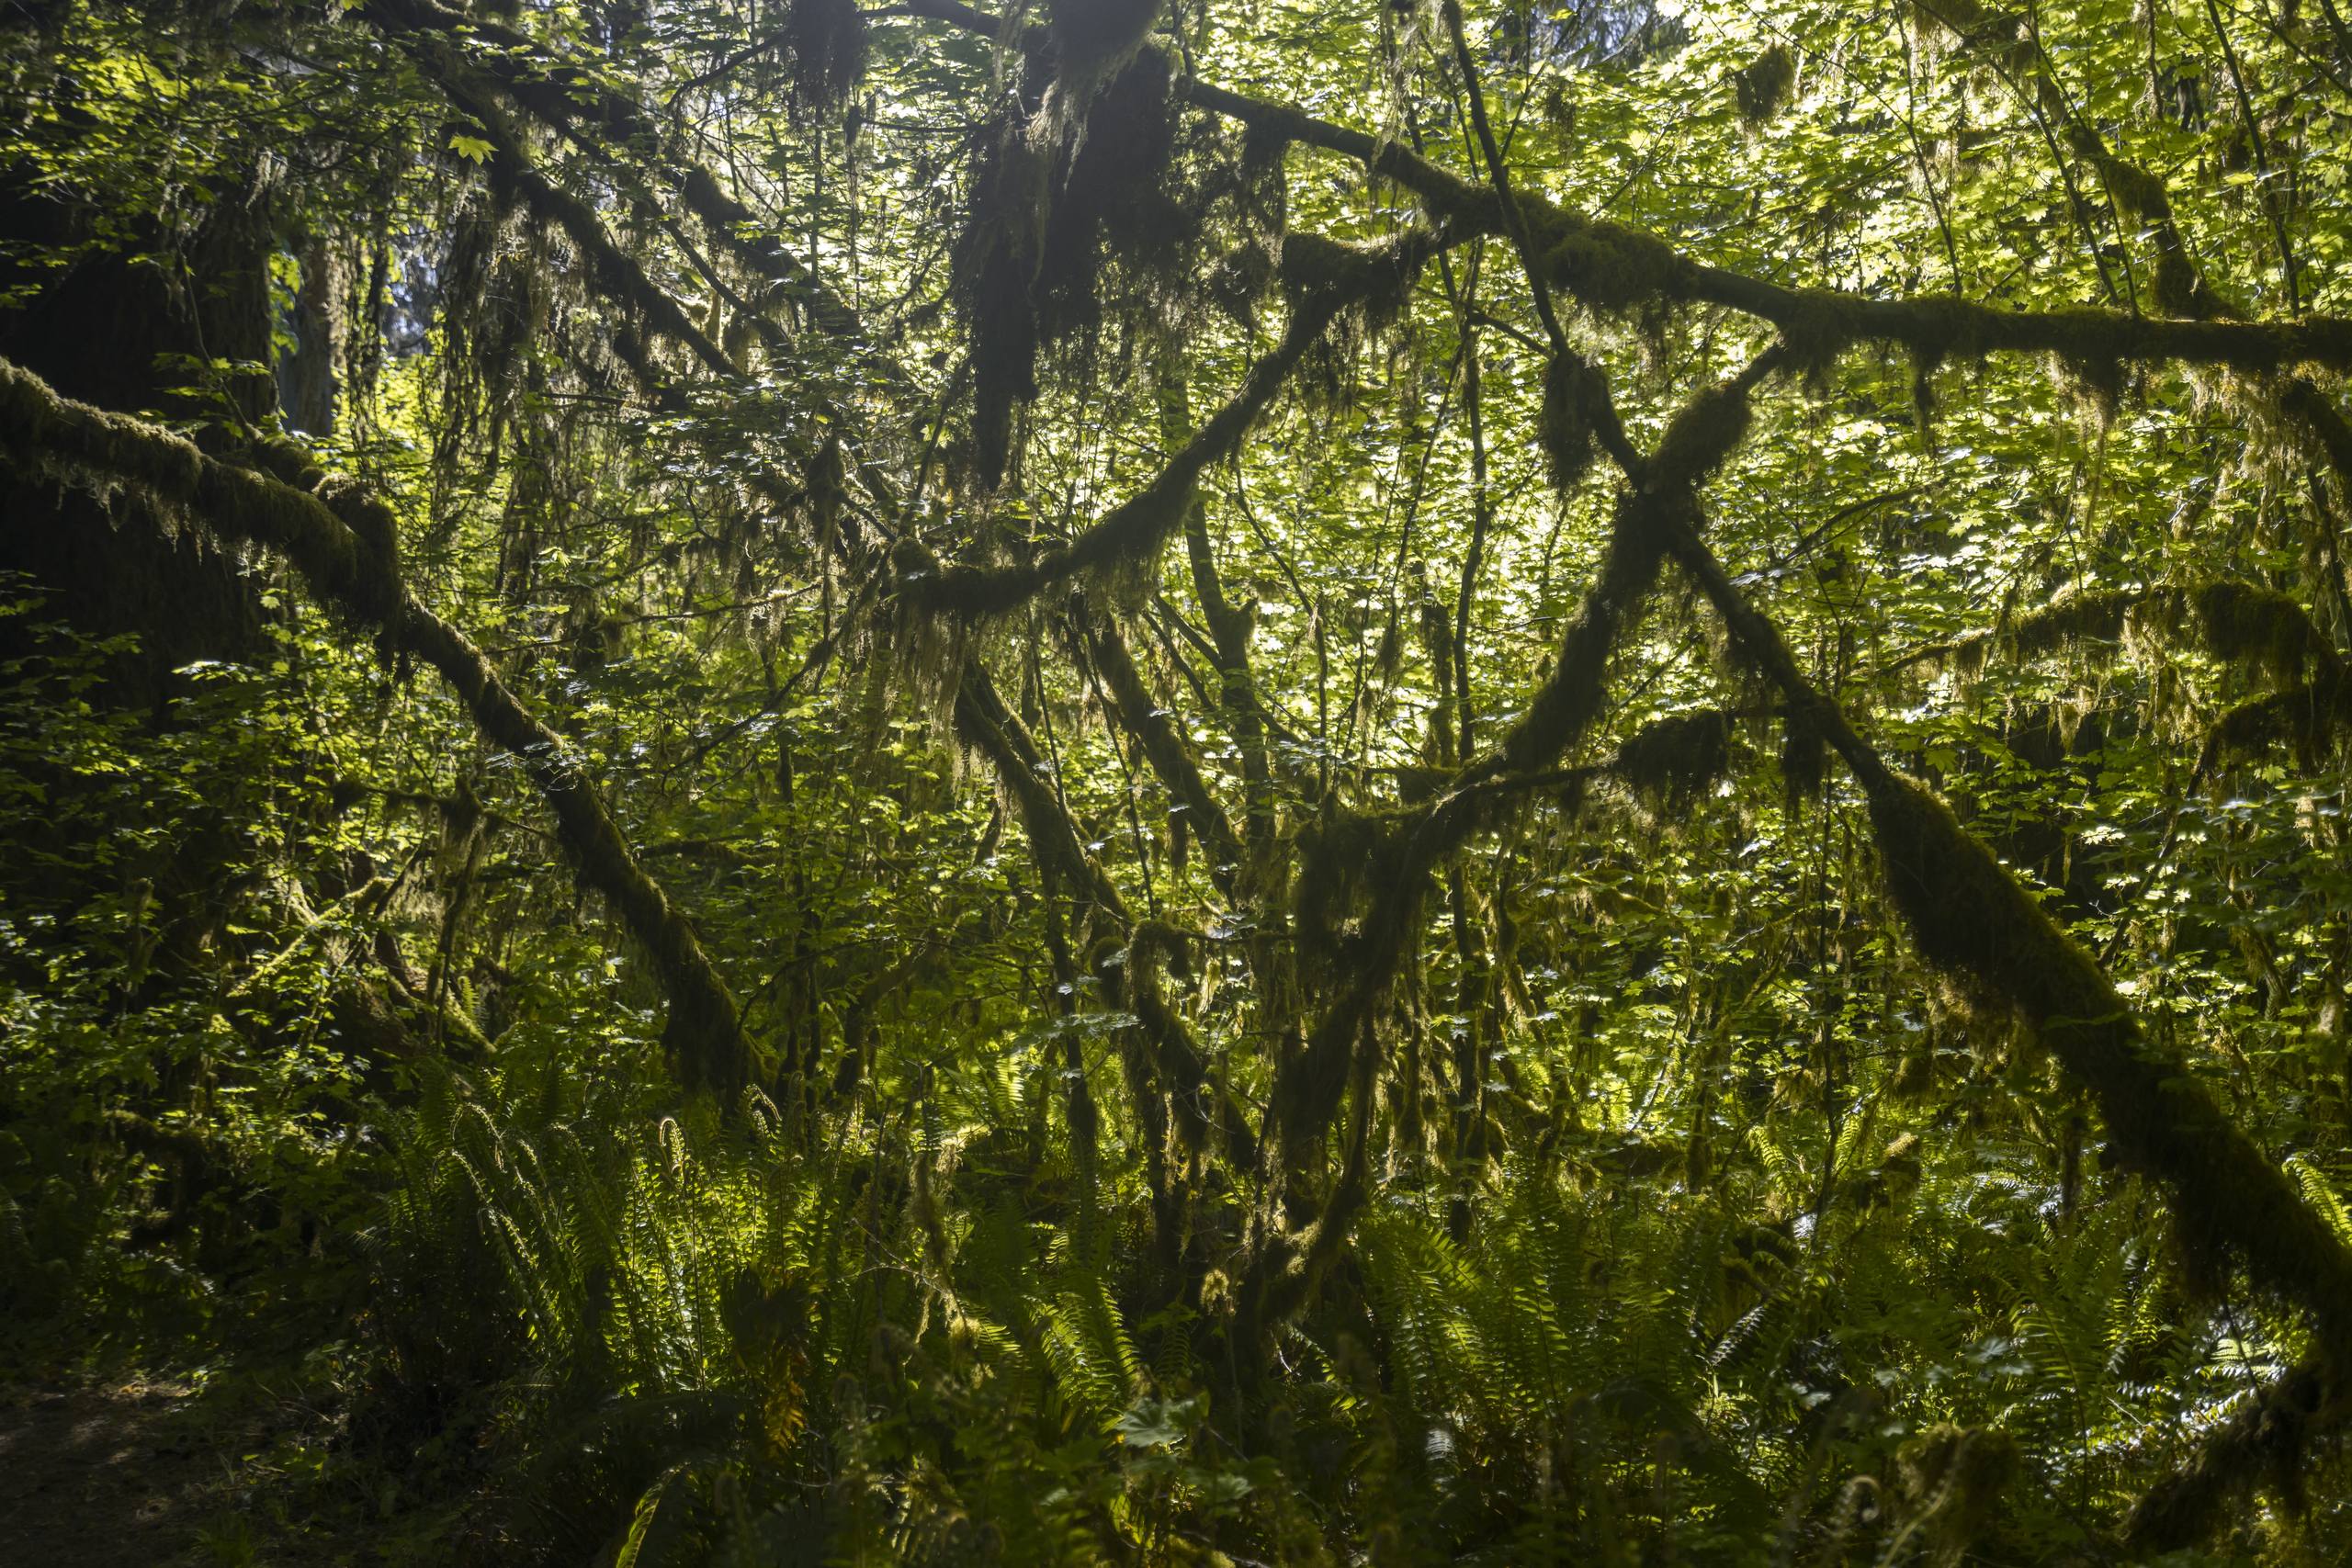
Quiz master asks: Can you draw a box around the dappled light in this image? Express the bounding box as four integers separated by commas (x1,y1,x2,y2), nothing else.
5,0,2352,1560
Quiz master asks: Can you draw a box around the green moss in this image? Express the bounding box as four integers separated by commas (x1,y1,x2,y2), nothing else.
1541,220,1685,315
1733,44,1795,124
1898,1425,2018,1546
782,0,868,115
1539,351,1598,491
1280,231,1419,323
1868,771,2352,1360
1867,777,2102,1021
2191,581,2323,682
1779,289,1855,389
1682,1129,1714,1189
1650,373,1762,485
1611,709,1733,809
315,477,404,626
1890,1041,1939,1097
1946,627,1991,680
2008,586,2138,658
2200,686,2344,772
2104,156,2173,226
2151,249,2202,317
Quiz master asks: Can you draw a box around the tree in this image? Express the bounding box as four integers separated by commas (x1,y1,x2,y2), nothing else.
4,0,2352,1559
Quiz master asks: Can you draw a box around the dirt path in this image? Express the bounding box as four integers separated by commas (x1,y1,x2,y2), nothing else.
0,1376,278,1566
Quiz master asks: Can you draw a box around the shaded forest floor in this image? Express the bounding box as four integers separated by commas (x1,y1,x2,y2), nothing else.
0,1369,425,1566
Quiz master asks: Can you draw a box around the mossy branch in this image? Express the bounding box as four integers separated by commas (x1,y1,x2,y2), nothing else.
954,660,1237,1264
1941,579,2352,773
0,355,756,1099
899,1,2352,403
427,76,735,378
1259,350,1780,1292
2001,579,2343,682
368,0,876,357
904,231,1439,621
2124,1359,2348,1552
1662,507,2352,1390
1071,598,1245,897
1153,41,2352,376
1912,0,2352,494
952,661,1127,920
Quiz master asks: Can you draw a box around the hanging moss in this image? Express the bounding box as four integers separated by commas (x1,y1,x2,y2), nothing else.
0,354,758,1100
1996,580,2338,696
1611,709,1733,810
1780,716,1826,802
1033,51,1185,351
1293,804,1402,964
1733,43,1795,124
2100,152,2173,228
2191,581,2325,682
950,51,1222,486
2124,1362,2335,1551
1909,344,1945,429
1890,1034,1941,1098
2052,351,2126,427
1541,219,1687,315
918,231,1431,619
1279,231,1420,328
1279,230,1420,409
1777,290,1856,390
781,0,869,115
954,118,1054,489
2007,586,2138,658
1540,350,1600,491
1940,627,1992,681
1044,0,1165,98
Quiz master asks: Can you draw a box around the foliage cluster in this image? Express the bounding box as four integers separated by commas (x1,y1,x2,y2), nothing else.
6,0,2352,1562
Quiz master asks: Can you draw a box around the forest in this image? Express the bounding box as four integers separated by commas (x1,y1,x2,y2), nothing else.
4,0,2352,1560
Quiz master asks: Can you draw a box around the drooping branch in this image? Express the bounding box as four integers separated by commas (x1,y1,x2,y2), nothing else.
902,231,1442,620
0,356,757,1098
1912,577,2352,773
952,662,1126,919
1238,348,1786,1336
365,0,874,353
1069,596,1246,897
1908,0,2352,491
2124,1359,2347,1551
1658,510,2352,1371
424,77,736,379
951,658,1245,1268
899,1,2352,379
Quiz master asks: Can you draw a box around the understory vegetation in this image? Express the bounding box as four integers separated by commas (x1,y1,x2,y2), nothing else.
6,0,2352,1560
